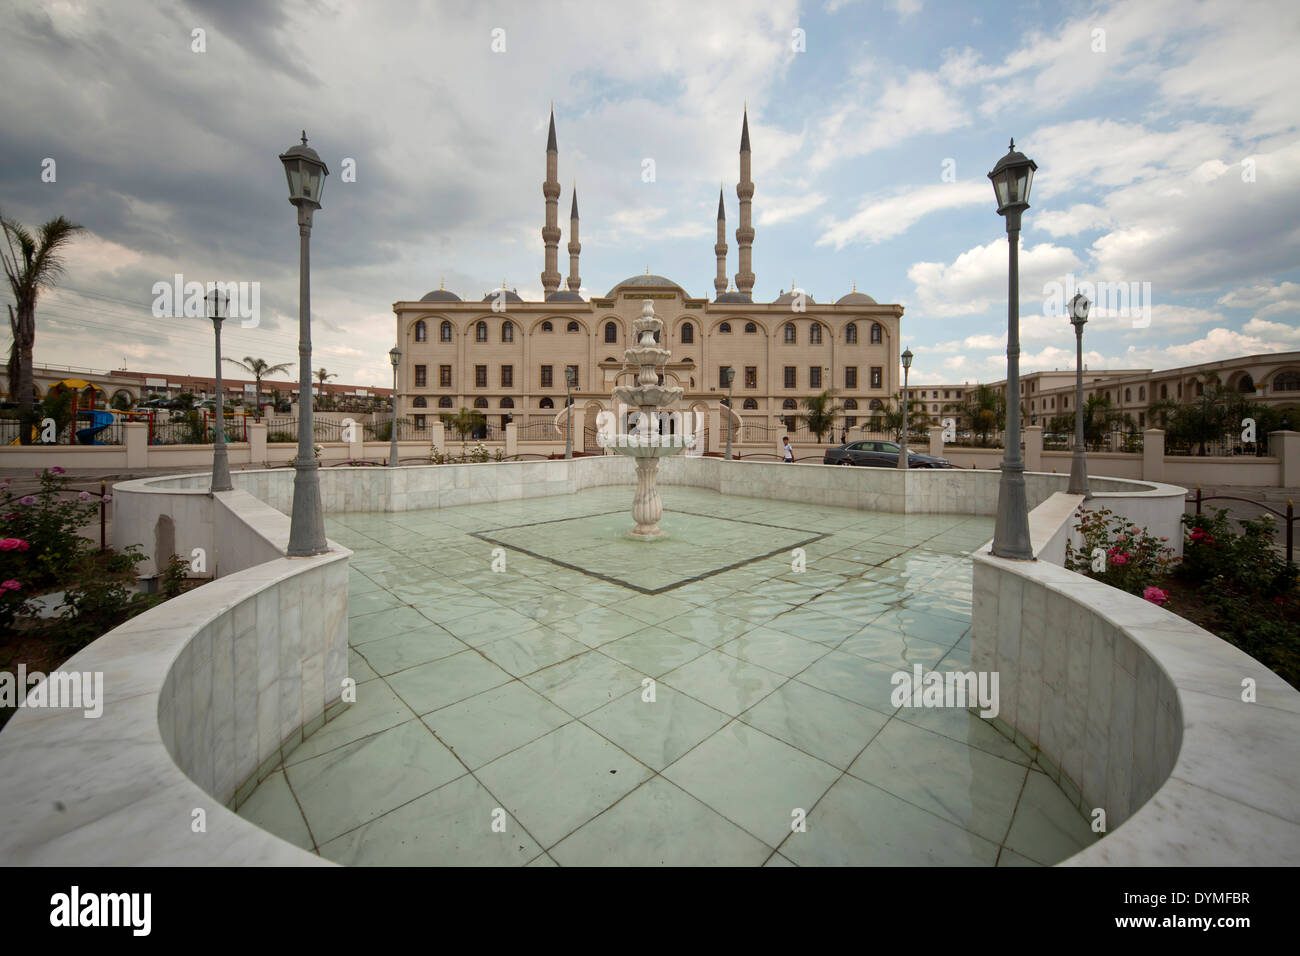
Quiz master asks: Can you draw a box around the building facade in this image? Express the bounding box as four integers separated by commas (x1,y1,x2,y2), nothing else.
392,109,903,447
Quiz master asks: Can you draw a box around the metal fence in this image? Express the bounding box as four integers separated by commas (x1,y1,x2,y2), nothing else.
518,421,562,441
1166,434,1270,457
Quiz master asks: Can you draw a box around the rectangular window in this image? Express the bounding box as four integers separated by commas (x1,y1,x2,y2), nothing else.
870,366,881,389
541,365,553,388
565,365,579,389
439,365,451,388
845,367,858,389
719,366,732,389
475,365,487,388
501,365,513,388
784,366,796,389
845,416,856,428
809,367,822,389
414,414,426,429
745,366,757,389
414,365,427,388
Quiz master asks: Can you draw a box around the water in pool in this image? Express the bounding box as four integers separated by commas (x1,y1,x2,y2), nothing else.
237,486,1099,866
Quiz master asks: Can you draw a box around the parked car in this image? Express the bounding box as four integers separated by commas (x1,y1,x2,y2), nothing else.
823,439,953,468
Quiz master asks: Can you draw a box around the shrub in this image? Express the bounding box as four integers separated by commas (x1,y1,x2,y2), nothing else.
1177,507,1296,599
0,469,98,595
1064,506,1176,596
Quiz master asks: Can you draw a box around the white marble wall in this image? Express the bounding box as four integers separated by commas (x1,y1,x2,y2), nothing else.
972,496,1300,865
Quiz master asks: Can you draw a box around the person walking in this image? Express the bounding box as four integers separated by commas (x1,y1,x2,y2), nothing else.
840,427,847,445
782,435,794,463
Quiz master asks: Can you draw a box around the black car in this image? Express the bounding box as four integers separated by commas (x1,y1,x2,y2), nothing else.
823,439,953,468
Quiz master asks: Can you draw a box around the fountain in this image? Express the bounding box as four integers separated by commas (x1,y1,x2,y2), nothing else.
601,299,695,537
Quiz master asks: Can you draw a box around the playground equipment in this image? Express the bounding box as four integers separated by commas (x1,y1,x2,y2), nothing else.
75,409,115,445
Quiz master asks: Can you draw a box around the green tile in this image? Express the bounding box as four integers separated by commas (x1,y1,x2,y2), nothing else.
740,680,889,769
387,650,512,716
582,684,730,770
660,651,786,716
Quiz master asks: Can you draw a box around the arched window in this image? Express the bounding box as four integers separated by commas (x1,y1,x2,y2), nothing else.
869,399,883,410
845,323,857,344
782,398,797,410
604,321,617,343
473,397,488,409
440,321,452,342
502,321,514,343
743,398,758,410
810,324,822,345
475,321,487,343
414,320,427,342
1160,384,1168,399
1195,382,1204,397
540,397,554,408
541,320,553,332
680,322,694,344
438,396,452,408
500,397,514,408
870,323,883,345
745,322,757,333
412,396,427,408
843,398,858,410
1274,370,1300,392
1139,386,1146,400
567,320,580,332
1125,388,1131,402
719,322,732,334
784,323,796,344
1237,374,1255,393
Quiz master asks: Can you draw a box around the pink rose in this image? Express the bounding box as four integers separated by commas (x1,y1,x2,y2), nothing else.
18,496,35,506
0,538,29,551
1110,553,1129,566
50,466,65,475
0,580,20,592
78,491,91,501
1143,586,1168,605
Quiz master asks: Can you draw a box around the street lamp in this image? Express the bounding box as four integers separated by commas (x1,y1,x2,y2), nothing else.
988,139,1037,560
388,345,401,467
724,366,735,460
206,288,233,492
564,366,576,459
1067,293,1091,497
279,131,329,557
897,348,913,469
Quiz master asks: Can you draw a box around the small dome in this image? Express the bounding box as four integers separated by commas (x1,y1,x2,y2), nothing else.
606,274,685,297
773,289,816,305
836,291,877,305
546,290,585,303
481,288,524,303
420,289,462,302
715,292,752,303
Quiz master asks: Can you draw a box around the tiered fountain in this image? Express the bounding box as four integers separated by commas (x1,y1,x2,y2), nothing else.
602,299,695,537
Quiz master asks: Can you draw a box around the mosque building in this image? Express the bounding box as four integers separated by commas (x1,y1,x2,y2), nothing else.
392,108,903,450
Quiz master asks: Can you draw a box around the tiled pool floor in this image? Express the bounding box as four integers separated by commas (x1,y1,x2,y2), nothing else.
238,486,1099,866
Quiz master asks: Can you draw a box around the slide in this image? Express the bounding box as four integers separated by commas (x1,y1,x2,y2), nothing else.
75,409,115,445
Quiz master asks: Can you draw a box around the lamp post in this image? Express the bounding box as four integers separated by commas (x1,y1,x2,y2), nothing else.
279,131,330,557
897,348,913,469
988,138,1037,560
206,288,233,492
388,345,401,467
724,366,735,460
564,366,576,459
1068,293,1091,497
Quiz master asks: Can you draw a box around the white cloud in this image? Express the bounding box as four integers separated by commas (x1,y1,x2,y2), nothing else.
1034,203,1112,237
1217,282,1300,320
907,238,1083,318
817,181,987,249
758,192,827,226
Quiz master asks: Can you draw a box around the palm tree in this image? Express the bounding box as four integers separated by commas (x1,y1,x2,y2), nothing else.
1079,395,1126,448
440,407,486,453
223,356,293,421
313,368,336,410
871,393,928,442
799,388,843,443
1,214,85,443
958,384,1006,446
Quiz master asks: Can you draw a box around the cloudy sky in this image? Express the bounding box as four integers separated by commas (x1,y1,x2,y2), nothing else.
1,0,1297,389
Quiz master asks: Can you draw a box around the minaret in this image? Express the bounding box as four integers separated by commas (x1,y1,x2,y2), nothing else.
735,107,755,301
714,186,728,298
567,184,581,293
541,106,562,295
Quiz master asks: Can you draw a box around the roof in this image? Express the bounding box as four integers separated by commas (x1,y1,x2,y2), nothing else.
546,290,585,303
605,274,686,297
481,288,524,303
835,291,878,305
419,289,462,302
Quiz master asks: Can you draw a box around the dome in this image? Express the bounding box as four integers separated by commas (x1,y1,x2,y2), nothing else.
546,290,585,303
772,289,816,305
420,289,462,302
605,274,686,297
715,292,752,303
481,288,524,303
836,291,877,305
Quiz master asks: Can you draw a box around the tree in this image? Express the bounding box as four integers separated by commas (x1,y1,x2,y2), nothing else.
958,384,1006,446
1148,372,1236,456
440,407,486,447
223,356,293,421
870,393,928,442
1,214,85,443
799,388,843,442
1080,395,1126,447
